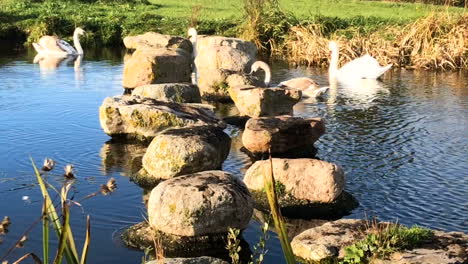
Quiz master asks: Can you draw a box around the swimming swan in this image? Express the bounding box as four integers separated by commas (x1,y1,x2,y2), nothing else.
33,27,86,57
328,41,392,81
250,61,328,98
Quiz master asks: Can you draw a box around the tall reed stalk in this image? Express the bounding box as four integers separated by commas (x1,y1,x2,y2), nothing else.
31,158,91,264
262,156,295,264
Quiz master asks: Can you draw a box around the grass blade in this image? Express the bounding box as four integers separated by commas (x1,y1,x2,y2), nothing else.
79,215,91,264
12,252,43,264
53,202,70,264
42,201,49,264
263,155,295,264
31,158,79,264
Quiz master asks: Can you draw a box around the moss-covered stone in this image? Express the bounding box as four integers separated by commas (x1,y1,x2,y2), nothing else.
140,126,231,183
99,95,225,140
132,83,202,103
228,86,301,117
147,171,253,236
130,168,164,189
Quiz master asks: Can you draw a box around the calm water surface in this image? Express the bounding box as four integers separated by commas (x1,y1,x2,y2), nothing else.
0,48,467,263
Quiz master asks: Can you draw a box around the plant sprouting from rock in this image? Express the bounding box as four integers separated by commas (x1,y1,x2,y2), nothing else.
340,220,434,264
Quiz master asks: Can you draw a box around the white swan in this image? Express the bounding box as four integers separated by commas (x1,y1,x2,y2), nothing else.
250,61,328,98
328,41,392,81
33,27,86,57
188,27,198,85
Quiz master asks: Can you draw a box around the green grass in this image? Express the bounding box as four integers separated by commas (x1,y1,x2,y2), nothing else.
280,0,463,21
150,0,463,21
0,0,464,47
340,223,434,264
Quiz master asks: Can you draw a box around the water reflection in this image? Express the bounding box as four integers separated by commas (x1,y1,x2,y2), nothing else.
33,54,76,73
99,140,148,177
0,49,467,264
339,78,388,100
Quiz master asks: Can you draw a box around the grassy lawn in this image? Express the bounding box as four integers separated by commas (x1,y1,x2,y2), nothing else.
149,0,463,21
0,0,464,47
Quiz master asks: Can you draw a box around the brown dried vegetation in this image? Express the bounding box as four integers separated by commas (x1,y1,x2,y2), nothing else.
286,13,467,70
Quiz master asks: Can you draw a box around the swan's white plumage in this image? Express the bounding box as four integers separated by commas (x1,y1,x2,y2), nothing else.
250,61,271,87
329,41,392,81
188,27,198,85
33,27,85,57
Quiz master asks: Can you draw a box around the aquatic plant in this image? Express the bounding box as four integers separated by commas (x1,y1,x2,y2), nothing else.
227,222,269,264
262,155,295,264
0,158,117,264
226,228,242,264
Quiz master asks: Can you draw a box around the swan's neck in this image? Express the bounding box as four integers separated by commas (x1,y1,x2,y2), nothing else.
329,47,339,79
258,61,271,87
190,33,198,85
73,31,83,55
264,68,271,87
190,33,197,57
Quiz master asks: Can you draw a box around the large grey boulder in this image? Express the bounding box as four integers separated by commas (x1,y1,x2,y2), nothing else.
225,73,263,89
194,36,257,100
229,86,301,117
242,116,325,157
244,158,345,204
132,83,201,103
123,32,192,54
291,219,369,262
141,126,231,181
123,48,192,89
148,171,253,236
99,95,225,140
292,220,468,264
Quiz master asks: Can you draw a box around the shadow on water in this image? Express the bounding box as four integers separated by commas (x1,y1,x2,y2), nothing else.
0,47,467,263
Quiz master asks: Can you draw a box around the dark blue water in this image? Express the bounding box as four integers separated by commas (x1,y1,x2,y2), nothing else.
0,49,466,263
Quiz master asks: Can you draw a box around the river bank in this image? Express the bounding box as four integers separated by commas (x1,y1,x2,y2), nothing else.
0,0,466,69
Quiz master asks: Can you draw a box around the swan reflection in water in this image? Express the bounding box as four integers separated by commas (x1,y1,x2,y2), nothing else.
33,54,84,81
296,77,389,114
339,78,389,100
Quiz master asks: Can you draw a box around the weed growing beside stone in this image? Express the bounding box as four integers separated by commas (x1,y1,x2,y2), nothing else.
340,222,433,264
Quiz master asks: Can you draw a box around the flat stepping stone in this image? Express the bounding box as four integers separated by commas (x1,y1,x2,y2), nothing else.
99,95,225,140
132,83,201,103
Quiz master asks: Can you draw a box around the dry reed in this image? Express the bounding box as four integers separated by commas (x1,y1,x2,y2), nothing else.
286,12,467,70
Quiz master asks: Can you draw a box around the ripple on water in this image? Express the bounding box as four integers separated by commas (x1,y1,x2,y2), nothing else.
1,54,468,264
